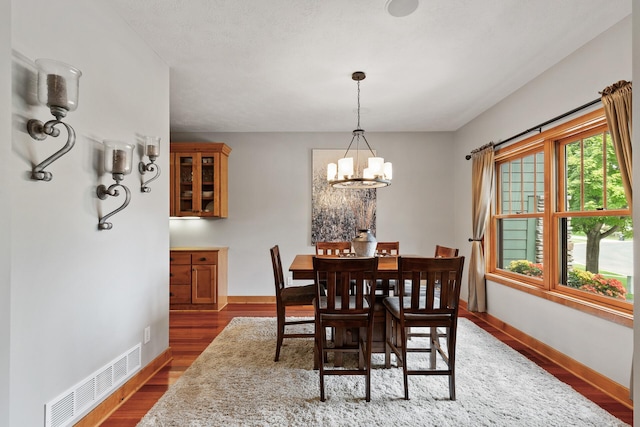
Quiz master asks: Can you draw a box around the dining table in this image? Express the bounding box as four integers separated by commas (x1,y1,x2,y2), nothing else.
289,253,399,280
288,253,400,365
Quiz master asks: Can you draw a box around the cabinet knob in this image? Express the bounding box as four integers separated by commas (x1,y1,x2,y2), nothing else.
199,257,207,261
170,292,175,297
170,257,174,261
170,273,174,277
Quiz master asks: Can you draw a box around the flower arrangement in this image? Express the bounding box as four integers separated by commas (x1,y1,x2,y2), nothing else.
567,269,626,300
506,260,543,277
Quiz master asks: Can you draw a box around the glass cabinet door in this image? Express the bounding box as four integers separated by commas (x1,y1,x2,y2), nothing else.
176,153,198,215
200,155,216,216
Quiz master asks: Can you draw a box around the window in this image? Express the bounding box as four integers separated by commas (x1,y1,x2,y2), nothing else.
489,110,633,321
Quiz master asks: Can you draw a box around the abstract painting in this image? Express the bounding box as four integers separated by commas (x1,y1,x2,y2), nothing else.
311,149,376,243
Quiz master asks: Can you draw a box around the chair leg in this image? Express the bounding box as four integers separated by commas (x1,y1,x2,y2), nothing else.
448,326,456,400
316,319,326,402
401,325,409,400
274,305,285,362
429,326,437,368
365,321,374,402
449,372,456,401
384,310,391,369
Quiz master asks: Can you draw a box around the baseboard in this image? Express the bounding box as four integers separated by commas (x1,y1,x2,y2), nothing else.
74,347,173,427
227,296,276,303
460,300,632,409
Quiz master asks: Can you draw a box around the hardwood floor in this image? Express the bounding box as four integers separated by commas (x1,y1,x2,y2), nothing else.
100,304,633,426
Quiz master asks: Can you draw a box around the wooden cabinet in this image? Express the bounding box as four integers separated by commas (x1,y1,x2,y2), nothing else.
170,248,228,311
170,142,231,218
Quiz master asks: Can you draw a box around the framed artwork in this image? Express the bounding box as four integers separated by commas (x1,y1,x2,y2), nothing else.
311,149,376,243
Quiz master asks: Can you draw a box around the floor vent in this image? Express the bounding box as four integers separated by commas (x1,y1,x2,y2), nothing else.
45,343,141,427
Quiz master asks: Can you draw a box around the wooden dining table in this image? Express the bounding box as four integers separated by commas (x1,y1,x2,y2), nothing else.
288,253,400,364
289,253,399,280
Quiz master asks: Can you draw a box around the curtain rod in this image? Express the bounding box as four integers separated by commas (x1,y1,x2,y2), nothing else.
465,97,602,160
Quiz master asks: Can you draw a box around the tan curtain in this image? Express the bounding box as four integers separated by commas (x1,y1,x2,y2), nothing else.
601,80,633,400
468,143,494,312
601,80,632,207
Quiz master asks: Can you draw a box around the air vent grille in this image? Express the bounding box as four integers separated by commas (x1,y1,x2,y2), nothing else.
45,343,142,427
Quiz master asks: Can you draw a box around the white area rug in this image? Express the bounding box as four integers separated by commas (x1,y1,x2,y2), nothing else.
137,317,628,426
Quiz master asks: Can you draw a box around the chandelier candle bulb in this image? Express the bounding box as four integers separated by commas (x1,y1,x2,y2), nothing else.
368,157,384,176
327,163,337,181
338,157,354,179
384,162,392,180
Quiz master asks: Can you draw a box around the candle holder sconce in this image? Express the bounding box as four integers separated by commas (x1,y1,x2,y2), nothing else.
138,136,161,192
26,59,82,181
97,141,134,230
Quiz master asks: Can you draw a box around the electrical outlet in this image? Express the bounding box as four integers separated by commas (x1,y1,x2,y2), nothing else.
144,326,151,344
287,276,293,286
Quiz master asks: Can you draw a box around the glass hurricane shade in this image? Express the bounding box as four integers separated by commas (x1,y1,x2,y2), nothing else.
35,58,82,112
144,136,161,158
104,140,134,175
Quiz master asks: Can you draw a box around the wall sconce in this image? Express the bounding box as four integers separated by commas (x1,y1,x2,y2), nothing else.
26,58,82,181
97,141,134,230
138,136,161,192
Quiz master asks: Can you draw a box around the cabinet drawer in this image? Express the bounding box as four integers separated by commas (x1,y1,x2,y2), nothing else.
170,285,191,304
170,265,191,285
170,252,191,265
192,251,218,265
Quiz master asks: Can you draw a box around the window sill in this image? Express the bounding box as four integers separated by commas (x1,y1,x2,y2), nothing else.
485,273,633,328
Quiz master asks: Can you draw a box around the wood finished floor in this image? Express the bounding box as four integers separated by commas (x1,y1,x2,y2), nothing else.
100,304,633,426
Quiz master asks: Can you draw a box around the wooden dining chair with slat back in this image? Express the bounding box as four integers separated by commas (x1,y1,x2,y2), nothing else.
315,241,351,257
383,256,465,400
435,244,459,257
375,241,399,295
270,245,316,363
375,241,399,256
313,256,379,402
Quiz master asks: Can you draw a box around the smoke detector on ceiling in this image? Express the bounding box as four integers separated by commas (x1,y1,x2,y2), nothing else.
385,0,419,17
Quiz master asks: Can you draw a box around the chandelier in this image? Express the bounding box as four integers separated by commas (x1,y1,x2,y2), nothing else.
327,71,392,189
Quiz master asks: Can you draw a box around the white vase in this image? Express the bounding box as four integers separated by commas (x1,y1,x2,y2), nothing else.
352,229,377,257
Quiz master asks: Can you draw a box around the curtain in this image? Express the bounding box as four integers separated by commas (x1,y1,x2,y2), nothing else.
601,80,632,207
468,143,494,312
600,80,633,401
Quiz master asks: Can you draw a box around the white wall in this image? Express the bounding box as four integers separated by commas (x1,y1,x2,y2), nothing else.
1,0,12,425
9,1,170,426
169,131,456,296
452,17,632,387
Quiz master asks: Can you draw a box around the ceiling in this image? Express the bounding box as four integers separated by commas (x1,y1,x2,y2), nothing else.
103,0,631,133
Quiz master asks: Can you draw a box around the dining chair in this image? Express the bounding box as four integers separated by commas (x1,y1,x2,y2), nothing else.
435,244,459,257
375,241,399,256
375,241,399,294
270,245,316,363
315,241,352,256
313,256,379,402
383,256,465,400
